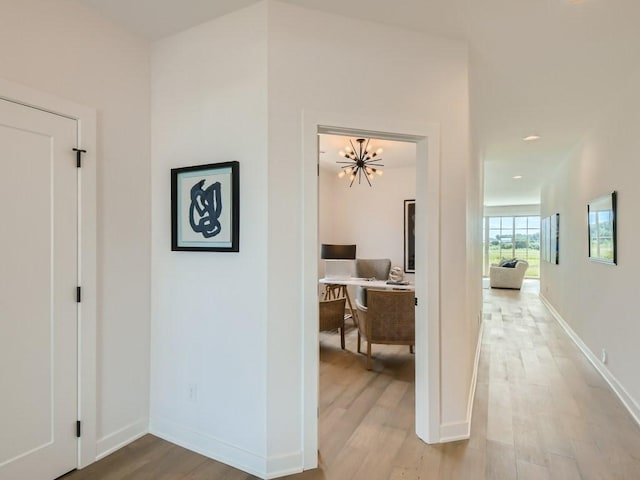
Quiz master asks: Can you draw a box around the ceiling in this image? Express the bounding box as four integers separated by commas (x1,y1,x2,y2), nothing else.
77,0,640,206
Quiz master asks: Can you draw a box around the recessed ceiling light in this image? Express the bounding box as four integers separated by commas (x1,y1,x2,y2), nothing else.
523,135,541,142
513,175,523,179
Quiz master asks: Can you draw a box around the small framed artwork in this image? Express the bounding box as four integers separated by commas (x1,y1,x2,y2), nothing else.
404,199,415,273
171,161,239,252
541,216,550,263
550,213,560,265
588,191,617,264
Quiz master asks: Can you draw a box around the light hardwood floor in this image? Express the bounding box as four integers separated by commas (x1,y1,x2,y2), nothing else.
63,282,640,479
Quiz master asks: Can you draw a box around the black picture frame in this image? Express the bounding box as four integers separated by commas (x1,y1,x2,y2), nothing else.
404,199,415,273
588,191,617,265
171,161,240,252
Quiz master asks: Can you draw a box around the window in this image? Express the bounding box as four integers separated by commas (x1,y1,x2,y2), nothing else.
483,215,540,278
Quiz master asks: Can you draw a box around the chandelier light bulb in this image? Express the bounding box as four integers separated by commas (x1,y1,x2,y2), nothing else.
335,137,385,187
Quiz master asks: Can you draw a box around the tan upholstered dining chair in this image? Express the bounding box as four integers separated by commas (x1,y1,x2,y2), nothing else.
319,297,347,349
355,289,415,369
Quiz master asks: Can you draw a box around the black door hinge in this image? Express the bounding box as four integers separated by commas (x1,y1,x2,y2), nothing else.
77,286,82,303
73,148,87,168
415,297,418,306
76,421,81,438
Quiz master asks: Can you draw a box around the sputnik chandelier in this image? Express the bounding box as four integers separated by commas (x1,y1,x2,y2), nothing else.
337,138,384,187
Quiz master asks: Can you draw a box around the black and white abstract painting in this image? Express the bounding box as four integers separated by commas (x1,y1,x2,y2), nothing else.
171,161,239,252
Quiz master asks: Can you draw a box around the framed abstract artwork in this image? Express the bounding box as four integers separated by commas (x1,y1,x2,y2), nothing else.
404,199,415,273
171,161,240,252
588,191,616,264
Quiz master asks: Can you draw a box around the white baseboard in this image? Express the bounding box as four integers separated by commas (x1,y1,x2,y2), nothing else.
96,419,148,460
540,294,640,427
439,421,471,442
439,321,485,443
265,452,304,479
149,416,302,479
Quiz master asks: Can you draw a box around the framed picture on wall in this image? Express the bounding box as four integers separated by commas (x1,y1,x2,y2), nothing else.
550,213,560,264
588,191,617,264
404,199,415,273
171,161,240,252
541,216,550,263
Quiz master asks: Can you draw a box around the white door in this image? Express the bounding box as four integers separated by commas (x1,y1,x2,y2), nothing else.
0,98,78,480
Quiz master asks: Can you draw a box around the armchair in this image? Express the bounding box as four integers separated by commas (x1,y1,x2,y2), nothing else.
489,260,529,289
319,297,347,349
355,258,391,308
355,258,391,280
355,289,415,370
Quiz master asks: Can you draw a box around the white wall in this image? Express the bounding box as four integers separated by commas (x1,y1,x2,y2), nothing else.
0,0,151,458
149,3,269,476
540,67,640,420
266,0,479,460
317,168,336,279
149,2,480,477
319,164,416,276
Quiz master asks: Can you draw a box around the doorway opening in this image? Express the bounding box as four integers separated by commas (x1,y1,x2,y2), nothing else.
301,115,442,469
316,132,417,471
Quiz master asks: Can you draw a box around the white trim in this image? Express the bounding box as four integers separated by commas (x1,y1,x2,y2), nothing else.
301,110,442,470
439,320,485,442
439,422,471,442
540,294,640,427
96,420,148,461
0,77,98,469
150,417,298,480
265,452,304,479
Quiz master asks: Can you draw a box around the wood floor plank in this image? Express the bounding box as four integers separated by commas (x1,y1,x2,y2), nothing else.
456,445,486,480
485,440,517,480
351,426,406,480
486,381,514,445
513,413,546,467
390,432,432,478
516,459,550,480
546,453,582,480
